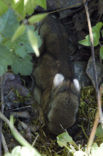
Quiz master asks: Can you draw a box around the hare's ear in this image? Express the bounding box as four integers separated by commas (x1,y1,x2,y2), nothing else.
73,79,81,92
53,73,64,87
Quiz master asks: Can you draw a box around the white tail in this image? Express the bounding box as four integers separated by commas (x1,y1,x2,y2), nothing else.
73,79,81,92
53,73,64,87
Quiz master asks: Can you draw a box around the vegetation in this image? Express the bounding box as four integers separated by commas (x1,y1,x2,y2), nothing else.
0,0,103,156
0,0,47,76
79,22,103,60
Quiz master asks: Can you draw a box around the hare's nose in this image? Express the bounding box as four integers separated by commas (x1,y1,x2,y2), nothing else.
53,73,64,87
73,79,81,92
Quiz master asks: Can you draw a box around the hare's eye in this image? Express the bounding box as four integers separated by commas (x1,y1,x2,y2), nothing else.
53,73,64,87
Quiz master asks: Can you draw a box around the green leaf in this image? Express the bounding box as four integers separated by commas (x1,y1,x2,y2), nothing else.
15,46,26,58
79,31,100,47
0,44,14,75
28,13,47,24
24,0,47,15
12,24,25,42
0,8,38,76
0,0,8,16
93,22,103,33
35,0,47,9
79,35,90,46
96,125,103,139
11,146,21,156
0,45,13,65
101,30,103,38
12,0,25,20
27,27,42,57
12,55,33,75
0,65,7,76
24,0,37,16
4,26,34,58
92,22,103,46
100,46,103,60
57,132,78,151
0,9,19,39
5,146,41,156
12,146,41,156
57,132,74,148
79,22,103,47
0,35,33,76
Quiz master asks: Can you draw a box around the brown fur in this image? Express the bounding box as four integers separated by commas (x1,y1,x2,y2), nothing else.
33,16,80,135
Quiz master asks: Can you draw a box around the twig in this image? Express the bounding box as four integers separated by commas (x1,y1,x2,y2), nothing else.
83,0,102,154
1,133,9,153
80,125,89,140
48,1,82,15
86,110,99,154
32,134,39,147
83,0,98,92
0,112,41,156
86,87,102,153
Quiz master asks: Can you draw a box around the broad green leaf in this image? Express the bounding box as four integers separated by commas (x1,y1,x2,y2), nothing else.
2,0,24,19
0,44,14,75
11,146,41,156
28,13,47,24
12,55,33,75
57,132,74,148
0,65,7,76
79,35,90,46
12,24,25,42
0,0,8,16
24,0,37,15
0,9,19,38
96,125,103,139
0,9,37,76
15,46,26,58
101,30,103,38
0,45,13,65
27,27,42,57
93,22,103,33
11,146,21,156
100,46,103,60
24,0,47,15
5,146,41,156
0,41,33,76
3,25,34,58
12,0,25,20
79,32,99,47
35,0,47,9
14,33,33,56
79,22,103,47
92,22,103,46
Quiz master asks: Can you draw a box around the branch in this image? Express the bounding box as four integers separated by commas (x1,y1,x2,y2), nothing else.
83,0,103,154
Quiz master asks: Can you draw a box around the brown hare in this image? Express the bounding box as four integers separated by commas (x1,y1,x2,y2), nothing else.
33,15,80,135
